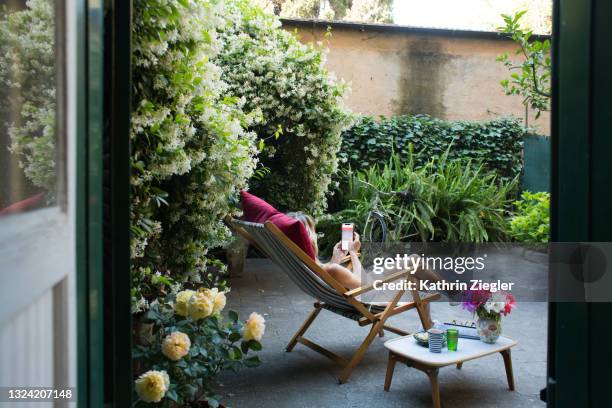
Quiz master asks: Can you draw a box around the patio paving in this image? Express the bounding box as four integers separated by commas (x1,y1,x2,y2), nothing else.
219,258,547,408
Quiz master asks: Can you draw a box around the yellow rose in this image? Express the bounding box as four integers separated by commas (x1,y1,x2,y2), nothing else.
188,291,213,320
175,289,195,317
134,370,169,403
204,288,227,314
213,291,226,314
161,331,191,361
242,312,266,342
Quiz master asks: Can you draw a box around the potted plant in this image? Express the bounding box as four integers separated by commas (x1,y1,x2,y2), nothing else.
132,288,265,407
461,290,515,343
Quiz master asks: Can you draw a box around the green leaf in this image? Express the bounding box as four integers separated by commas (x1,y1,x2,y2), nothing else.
229,346,243,360
166,389,178,402
243,355,262,367
228,310,239,323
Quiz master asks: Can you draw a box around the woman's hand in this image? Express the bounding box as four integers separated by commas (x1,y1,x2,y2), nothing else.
349,232,361,253
331,242,347,264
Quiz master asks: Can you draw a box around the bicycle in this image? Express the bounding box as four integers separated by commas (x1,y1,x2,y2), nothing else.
355,178,414,244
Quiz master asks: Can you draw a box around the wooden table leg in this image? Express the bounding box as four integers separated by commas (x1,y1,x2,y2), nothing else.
427,368,441,408
500,349,515,391
404,358,443,408
384,352,397,391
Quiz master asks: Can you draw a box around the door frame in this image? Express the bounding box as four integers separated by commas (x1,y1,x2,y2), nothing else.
76,0,132,406
74,0,612,406
548,0,612,407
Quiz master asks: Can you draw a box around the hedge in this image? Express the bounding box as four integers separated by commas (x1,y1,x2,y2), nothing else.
338,115,526,184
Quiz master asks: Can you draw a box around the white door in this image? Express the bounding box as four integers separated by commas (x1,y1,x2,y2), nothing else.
0,0,77,406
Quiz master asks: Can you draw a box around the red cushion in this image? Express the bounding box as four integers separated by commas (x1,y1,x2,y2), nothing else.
240,190,316,260
0,192,44,216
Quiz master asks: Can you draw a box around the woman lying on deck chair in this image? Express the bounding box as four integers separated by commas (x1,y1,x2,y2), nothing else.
287,212,457,298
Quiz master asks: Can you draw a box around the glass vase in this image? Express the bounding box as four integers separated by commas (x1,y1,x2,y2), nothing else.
476,316,501,343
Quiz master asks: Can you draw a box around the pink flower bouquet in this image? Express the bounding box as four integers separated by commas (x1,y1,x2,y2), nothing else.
461,289,516,321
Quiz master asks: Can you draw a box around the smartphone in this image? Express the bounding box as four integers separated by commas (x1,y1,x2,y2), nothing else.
341,223,354,251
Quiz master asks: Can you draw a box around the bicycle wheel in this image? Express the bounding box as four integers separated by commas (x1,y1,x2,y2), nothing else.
363,210,387,243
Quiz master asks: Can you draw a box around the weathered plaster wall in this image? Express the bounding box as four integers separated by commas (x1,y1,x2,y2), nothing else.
282,20,550,135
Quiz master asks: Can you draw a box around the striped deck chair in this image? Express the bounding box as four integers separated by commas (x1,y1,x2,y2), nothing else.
225,217,440,383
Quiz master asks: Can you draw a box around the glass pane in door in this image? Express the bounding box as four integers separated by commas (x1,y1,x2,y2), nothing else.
0,0,60,217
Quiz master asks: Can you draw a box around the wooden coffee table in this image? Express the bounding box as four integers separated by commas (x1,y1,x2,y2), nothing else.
383,335,517,408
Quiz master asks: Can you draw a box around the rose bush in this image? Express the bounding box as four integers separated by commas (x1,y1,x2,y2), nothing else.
133,290,265,407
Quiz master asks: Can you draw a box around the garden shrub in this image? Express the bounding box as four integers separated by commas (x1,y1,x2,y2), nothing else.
333,150,517,244
338,115,526,185
216,0,353,215
130,0,259,312
510,191,550,243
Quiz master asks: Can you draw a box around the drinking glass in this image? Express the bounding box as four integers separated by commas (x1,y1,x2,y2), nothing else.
446,329,459,351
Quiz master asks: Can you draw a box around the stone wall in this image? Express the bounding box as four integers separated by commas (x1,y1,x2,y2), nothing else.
282,19,550,135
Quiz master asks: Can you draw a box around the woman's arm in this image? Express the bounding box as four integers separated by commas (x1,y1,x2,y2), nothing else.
322,233,363,290
347,233,362,282
329,242,347,265
322,263,361,290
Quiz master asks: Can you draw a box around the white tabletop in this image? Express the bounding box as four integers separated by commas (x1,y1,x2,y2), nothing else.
384,335,517,367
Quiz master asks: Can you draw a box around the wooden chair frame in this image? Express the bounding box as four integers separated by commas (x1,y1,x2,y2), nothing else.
225,217,440,383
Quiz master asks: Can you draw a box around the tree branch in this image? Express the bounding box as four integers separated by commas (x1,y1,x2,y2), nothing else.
517,39,551,98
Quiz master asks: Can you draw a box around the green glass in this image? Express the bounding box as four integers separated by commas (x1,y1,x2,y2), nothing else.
446,329,459,351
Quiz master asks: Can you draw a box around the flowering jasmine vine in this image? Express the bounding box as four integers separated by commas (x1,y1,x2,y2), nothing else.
130,0,259,312
216,0,354,215
130,0,352,312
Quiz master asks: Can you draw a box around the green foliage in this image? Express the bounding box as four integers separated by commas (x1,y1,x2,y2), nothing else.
130,0,259,312
344,0,393,23
0,0,57,198
497,10,551,118
132,295,261,407
510,191,550,243
338,115,525,191
216,0,353,215
280,0,320,18
338,150,517,243
256,0,393,22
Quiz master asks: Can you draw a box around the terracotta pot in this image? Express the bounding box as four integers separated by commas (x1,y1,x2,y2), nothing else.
132,314,154,376
226,236,249,276
133,317,154,346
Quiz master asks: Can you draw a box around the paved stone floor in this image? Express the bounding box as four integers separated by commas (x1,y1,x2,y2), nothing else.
219,259,547,408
